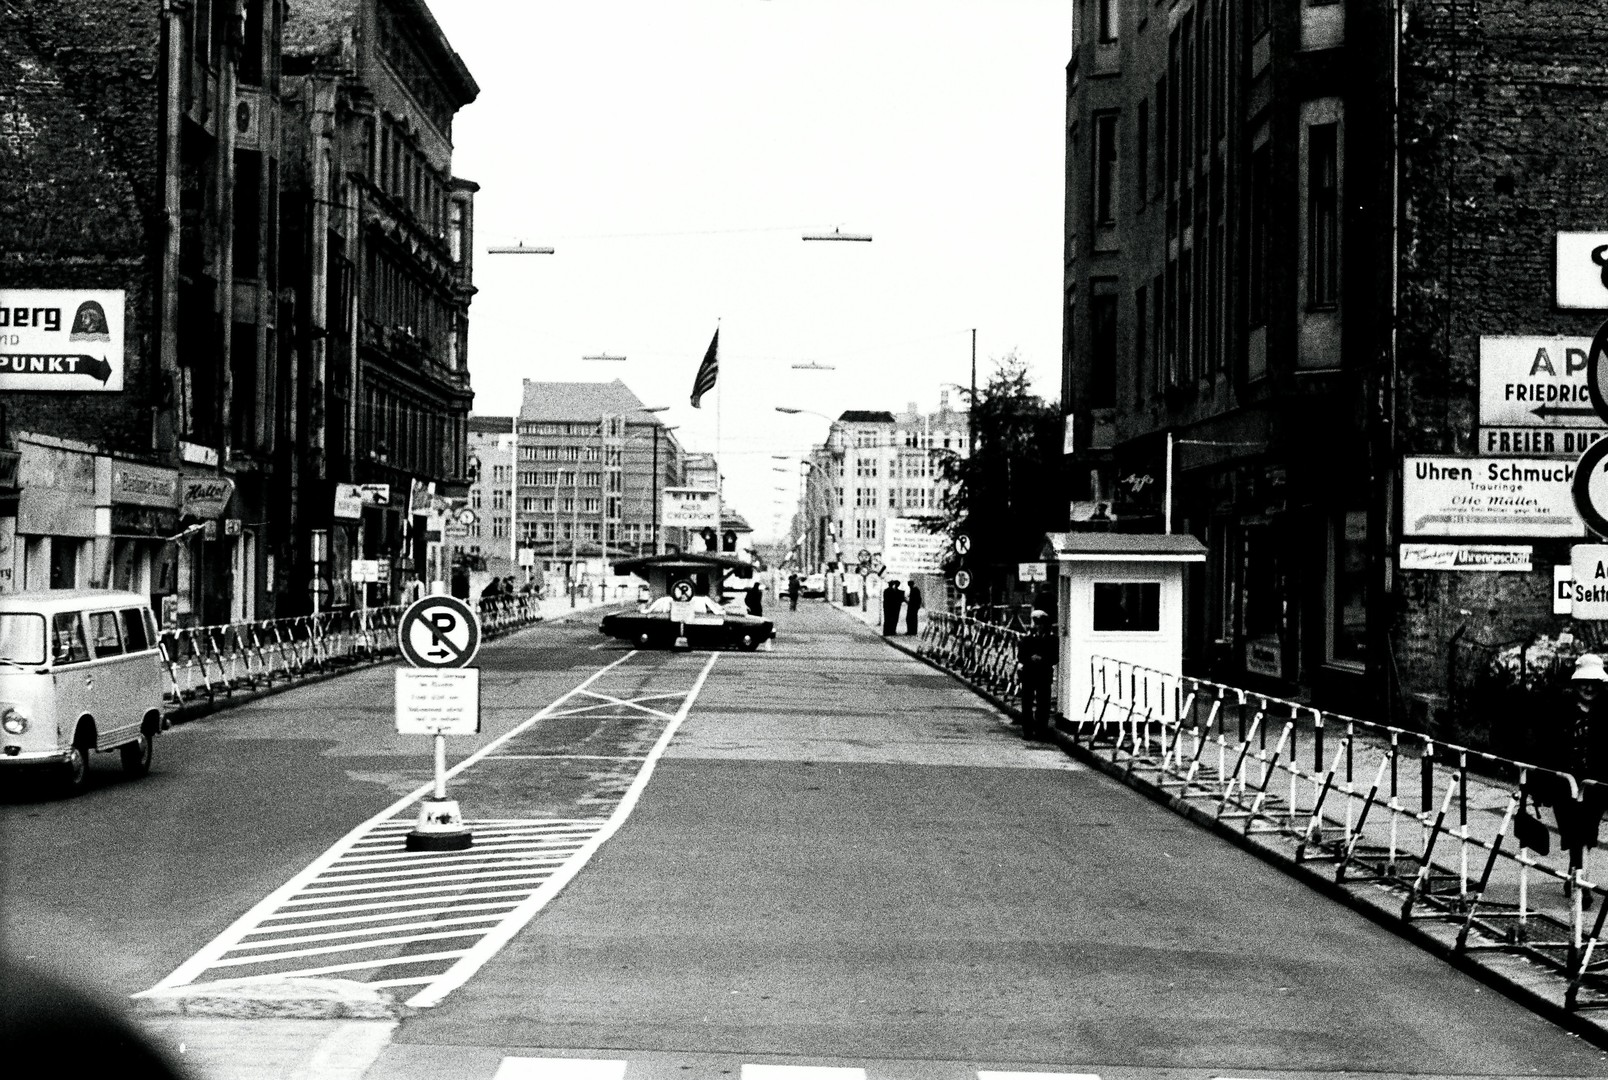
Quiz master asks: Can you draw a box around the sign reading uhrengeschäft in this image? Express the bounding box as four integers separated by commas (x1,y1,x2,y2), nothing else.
0,289,125,391
1398,543,1533,572
1402,456,1582,538
1478,335,1608,457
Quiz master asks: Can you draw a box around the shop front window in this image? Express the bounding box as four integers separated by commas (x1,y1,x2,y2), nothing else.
1330,509,1368,667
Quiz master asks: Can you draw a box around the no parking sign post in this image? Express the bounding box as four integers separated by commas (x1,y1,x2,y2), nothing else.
396,595,482,851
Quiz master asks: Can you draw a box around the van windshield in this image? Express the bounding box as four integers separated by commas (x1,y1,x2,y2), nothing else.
0,613,47,666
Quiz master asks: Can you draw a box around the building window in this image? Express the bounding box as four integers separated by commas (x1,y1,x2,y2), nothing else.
1329,509,1368,667
1093,111,1118,225
492,490,506,510
471,491,482,509
1090,293,1117,408
1154,76,1168,198
1097,0,1118,42
1151,274,1164,396
855,459,878,478
542,497,554,512
1249,144,1270,328
1136,99,1149,209
583,497,600,513
1307,122,1340,309
1134,285,1147,404
1092,582,1160,632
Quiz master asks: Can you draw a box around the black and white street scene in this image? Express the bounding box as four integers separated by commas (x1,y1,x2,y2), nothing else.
11,2,1608,1078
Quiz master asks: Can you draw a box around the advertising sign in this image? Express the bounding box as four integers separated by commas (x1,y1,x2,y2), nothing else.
333,483,363,520
1570,544,1608,620
1397,544,1533,572
180,475,235,518
661,487,719,529
1478,335,1608,457
358,483,391,506
110,463,178,509
1402,457,1581,538
1017,562,1048,582
882,518,945,579
1556,233,1608,309
0,289,125,391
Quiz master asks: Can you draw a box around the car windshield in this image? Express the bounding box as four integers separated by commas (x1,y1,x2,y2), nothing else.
642,596,724,616
0,613,47,666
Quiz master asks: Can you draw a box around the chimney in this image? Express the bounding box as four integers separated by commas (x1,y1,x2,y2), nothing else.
939,389,950,412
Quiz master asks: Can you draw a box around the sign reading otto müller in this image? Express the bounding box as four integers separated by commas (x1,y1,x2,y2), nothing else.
0,289,125,391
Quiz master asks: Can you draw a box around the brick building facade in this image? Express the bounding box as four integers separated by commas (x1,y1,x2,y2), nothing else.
1060,0,1608,719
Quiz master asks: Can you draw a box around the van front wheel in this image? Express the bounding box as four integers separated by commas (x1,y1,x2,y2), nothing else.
121,733,154,778
61,741,90,796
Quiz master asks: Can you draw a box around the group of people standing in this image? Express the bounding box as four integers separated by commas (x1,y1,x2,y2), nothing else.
880,579,923,636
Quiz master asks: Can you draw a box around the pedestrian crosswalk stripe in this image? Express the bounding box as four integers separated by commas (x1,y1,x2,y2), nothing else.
493,1057,628,1080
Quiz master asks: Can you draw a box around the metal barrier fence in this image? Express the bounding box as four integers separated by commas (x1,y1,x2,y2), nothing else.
917,613,1025,701
1075,655,1608,1011
158,595,546,709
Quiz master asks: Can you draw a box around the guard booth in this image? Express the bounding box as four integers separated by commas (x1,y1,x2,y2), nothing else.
1042,532,1206,722
609,552,753,605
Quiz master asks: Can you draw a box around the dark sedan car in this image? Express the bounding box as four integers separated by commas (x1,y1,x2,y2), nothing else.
601,596,774,651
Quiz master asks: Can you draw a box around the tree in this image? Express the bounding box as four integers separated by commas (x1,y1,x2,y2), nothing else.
936,352,1064,607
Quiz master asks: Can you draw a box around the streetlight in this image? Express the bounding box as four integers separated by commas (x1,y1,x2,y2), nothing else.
486,242,556,254
802,227,872,242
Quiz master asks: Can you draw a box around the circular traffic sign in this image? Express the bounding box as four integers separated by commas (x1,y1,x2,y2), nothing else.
1586,318,1608,425
670,578,695,603
954,570,972,590
399,595,482,668
1574,437,1608,538
955,534,971,555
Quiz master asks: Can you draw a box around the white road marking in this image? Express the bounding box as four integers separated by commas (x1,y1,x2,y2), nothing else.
136,651,718,1007
743,1067,867,1080
494,1058,628,1080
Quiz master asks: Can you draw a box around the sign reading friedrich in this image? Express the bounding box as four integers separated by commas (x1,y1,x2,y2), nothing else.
0,289,124,391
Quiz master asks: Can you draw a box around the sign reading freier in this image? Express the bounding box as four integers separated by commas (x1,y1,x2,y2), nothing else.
1478,335,1608,457
0,289,125,391
1402,457,1582,538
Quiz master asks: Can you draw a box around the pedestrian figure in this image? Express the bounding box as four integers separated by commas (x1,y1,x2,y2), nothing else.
1015,609,1057,740
1530,653,1608,905
787,572,801,611
745,582,764,617
881,579,903,636
905,580,923,636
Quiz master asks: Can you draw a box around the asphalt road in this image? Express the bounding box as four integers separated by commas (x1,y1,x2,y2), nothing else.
6,600,1608,1078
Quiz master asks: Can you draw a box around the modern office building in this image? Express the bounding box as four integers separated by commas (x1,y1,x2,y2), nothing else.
514,380,685,581
1058,1,1608,717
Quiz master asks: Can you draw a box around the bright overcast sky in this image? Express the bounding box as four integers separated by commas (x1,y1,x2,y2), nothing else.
430,0,1072,542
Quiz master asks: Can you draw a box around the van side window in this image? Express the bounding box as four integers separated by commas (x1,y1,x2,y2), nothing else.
89,611,125,657
120,608,150,652
52,613,90,665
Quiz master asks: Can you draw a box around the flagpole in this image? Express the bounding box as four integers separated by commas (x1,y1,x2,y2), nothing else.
715,318,723,575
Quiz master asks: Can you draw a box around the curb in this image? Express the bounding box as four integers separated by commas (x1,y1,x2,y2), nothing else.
875,627,1608,1050
134,977,403,1020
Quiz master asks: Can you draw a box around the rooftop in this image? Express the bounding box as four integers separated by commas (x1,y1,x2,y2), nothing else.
519,379,667,423
838,410,897,424
467,415,513,434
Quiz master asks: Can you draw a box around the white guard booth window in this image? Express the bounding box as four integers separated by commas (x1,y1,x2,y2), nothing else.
1043,532,1207,724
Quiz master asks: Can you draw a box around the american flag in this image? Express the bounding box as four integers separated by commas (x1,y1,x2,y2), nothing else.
689,328,719,408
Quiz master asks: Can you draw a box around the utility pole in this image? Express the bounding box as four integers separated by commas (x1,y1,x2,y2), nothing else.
969,327,977,456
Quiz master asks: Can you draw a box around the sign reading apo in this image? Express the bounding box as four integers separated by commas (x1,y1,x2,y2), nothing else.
1402,457,1582,538
1570,545,1608,620
1478,335,1608,457
0,289,125,391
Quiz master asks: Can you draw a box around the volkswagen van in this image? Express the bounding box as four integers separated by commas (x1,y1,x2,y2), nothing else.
0,589,165,795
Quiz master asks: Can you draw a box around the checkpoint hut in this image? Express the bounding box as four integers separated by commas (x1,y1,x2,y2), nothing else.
1042,532,1207,722
610,552,754,606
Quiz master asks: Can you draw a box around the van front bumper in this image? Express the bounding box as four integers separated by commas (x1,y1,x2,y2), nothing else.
0,745,74,765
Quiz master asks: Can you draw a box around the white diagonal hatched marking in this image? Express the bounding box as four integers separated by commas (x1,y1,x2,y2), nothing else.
137,650,718,1007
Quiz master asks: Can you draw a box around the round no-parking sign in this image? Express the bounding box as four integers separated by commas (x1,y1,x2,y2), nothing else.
399,595,482,668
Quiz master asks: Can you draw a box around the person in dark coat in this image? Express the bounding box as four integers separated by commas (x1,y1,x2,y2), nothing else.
787,572,801,611
881,580,903,636
745,583,764,616
1530,653,1608,903
1016,609,1057,740
905,581,923,636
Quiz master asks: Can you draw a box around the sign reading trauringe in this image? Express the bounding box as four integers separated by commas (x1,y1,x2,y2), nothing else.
0,289,125,391
1402,456,1582,538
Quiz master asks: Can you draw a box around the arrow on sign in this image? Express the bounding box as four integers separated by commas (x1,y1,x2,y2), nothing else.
1531,405,1599,418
